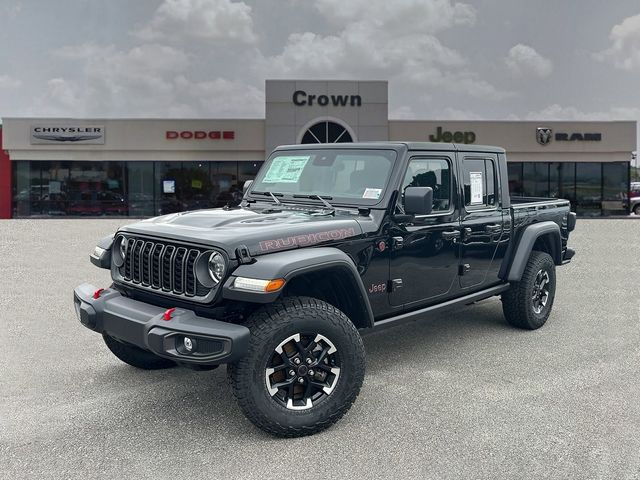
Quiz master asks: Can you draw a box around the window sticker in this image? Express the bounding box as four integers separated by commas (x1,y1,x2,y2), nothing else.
469,172,483,205
263,156,310,183
362,188,382,199
163,180,176,194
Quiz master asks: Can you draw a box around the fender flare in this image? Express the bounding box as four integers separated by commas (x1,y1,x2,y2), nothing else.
222,247,375,328
506,221,561,282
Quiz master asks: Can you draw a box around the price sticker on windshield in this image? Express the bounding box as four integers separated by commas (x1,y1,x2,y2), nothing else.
362,188,382,199
263,156,310,183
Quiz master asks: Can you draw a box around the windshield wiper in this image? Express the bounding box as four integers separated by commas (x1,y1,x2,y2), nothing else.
293,194,335,211
252,191,283,205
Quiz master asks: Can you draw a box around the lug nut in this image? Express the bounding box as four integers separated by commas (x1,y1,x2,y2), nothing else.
308,370,314,376
306,358,312,365
298,377,304,383
293,358,301,365
289,369,295,376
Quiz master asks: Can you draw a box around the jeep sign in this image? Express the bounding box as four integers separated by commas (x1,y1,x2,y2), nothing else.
429,126,476,144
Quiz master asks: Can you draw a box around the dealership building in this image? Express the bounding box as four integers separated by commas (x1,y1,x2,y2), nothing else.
0,80,636,218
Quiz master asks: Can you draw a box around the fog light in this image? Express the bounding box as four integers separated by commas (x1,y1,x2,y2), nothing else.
183,337,194,352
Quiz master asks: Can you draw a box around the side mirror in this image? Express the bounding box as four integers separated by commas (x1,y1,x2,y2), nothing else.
243,180,254,196
404,187,433,215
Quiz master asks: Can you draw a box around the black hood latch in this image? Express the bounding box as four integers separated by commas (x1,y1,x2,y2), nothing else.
236,245,253,264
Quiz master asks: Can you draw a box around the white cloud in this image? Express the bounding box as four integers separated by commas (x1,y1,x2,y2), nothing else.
2,1,22,19
174,76,264,117
35,42,262,117
0,74,22,89
389,106,417,119
314,0,476,32
596,13,640,71
439,107,485,120
257,0,510,101
505,44,553,78
524,104,640,121
136,0,257,44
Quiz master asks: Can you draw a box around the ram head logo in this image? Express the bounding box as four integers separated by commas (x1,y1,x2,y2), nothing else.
536,127,552,146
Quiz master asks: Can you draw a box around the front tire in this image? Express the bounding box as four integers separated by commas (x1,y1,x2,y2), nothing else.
103,333,176,370
228,297,365,438
502,251,556,330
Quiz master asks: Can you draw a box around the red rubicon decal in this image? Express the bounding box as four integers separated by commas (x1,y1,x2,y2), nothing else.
259,228,356,252
377,240,386,252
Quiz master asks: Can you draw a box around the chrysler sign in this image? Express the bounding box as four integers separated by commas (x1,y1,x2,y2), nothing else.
31,125,105,145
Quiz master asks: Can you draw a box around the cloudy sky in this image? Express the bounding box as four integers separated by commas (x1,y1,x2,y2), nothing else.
1,0,640,132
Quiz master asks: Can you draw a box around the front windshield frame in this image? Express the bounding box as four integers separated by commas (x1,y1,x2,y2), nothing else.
247,148,399,207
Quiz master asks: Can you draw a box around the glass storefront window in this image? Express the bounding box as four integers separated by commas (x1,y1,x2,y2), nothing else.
602,162,628,215
576,162,602,216
127,162,155,217
13,161,31,216
211,161,238,208
549,162,576,211
520,162,549,197
507,162,523,197
181,162,214,211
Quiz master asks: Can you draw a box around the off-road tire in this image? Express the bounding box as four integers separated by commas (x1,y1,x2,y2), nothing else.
103,333,176,370
502,251,556,330
228,296,365,438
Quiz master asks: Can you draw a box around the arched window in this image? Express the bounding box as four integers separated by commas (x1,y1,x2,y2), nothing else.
300,121,353,144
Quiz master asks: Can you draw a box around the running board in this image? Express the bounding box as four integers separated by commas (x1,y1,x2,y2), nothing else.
372,283,510,330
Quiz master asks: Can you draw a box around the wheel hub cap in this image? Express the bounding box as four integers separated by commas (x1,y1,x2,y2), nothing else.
532,269,550,314
265,333,341,411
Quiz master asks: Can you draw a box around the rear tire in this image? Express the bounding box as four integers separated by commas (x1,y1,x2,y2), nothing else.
634,204,640,216
228,296,365,438
103,333,176,370
502,251,556,330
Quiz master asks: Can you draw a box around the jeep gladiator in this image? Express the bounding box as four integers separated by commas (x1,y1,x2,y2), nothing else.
74,142,576,437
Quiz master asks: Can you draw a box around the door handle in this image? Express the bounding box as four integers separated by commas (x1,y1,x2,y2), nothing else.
442,230,461,240
485,224,502,233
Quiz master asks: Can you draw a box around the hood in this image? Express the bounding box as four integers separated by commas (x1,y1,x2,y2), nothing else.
119,206,365,259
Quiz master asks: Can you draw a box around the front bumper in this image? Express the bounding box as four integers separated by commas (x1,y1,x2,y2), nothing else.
74,283,250,366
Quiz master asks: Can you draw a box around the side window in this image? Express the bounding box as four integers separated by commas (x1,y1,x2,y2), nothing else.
462,158,497,208
401,157,451,213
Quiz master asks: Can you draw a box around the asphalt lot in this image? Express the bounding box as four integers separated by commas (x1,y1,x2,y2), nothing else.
1,219,639,479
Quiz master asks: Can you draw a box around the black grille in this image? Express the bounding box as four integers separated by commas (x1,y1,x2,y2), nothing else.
119,238,210,298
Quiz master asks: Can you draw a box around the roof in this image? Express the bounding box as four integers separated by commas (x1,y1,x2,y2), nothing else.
274,141,506,154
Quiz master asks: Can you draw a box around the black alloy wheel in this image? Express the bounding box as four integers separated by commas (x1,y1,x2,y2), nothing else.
265,333,341,411
531,269,551,314
502,251,556,330
228,296,365,437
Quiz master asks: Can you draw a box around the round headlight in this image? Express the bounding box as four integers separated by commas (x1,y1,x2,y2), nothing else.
113,235,127,267
119,238,127,259
208,252,226,283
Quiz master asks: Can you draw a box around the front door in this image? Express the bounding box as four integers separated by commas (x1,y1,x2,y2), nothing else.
458,155,505,289
389,154,461,308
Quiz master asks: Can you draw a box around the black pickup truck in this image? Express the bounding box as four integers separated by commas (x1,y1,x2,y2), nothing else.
75,142,576,437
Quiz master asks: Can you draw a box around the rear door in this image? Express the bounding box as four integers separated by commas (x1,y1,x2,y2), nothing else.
458,154,505,289
388,154,461,308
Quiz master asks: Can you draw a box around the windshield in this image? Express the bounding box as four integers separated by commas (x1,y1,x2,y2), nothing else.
249,149,397,205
